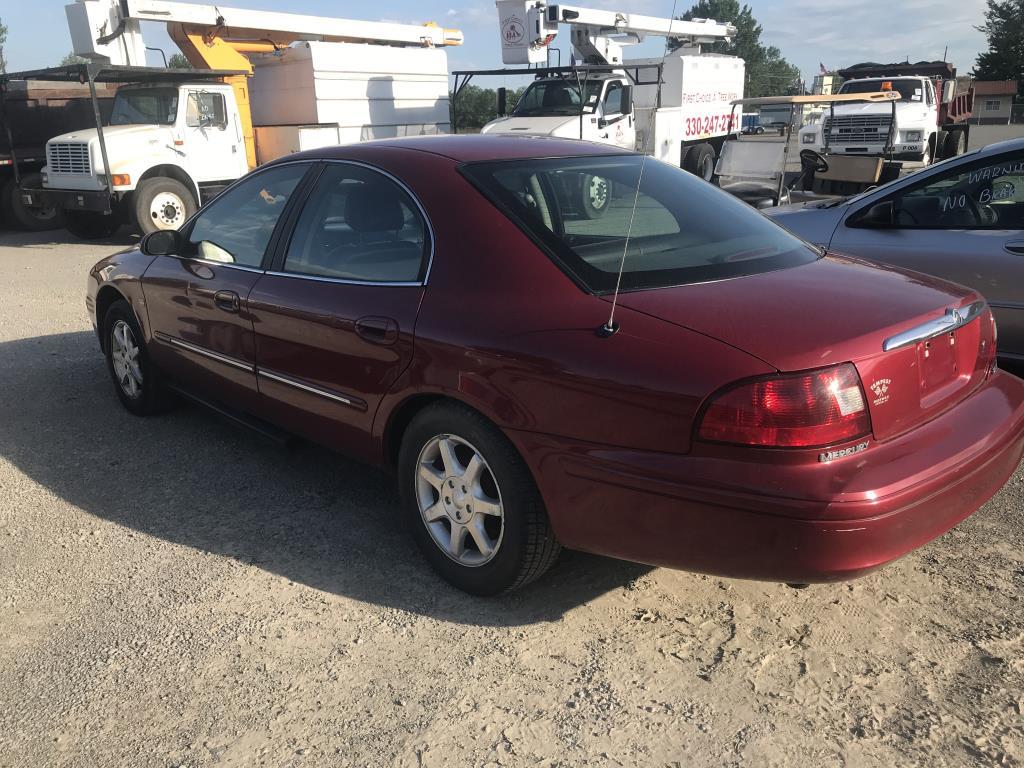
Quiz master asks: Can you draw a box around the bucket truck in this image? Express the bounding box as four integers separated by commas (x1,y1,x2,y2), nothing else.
463,1,744,182
14,0,462,237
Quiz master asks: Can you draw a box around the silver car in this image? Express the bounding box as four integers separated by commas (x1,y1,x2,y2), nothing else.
767,138,1024,364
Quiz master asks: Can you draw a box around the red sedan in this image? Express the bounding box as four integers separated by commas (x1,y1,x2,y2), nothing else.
86,136,1024,595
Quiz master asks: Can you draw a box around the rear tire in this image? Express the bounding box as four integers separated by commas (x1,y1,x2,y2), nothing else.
942,129,966,160
398,401,561,595
2,174,64,231
64,210,121,240
684,143,716,181
132,177,196,235
102,300,172,416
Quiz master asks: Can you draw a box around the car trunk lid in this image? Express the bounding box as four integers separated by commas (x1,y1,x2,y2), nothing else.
611,254,997,440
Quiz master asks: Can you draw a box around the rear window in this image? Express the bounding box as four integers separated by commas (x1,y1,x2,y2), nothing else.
460,155,817,293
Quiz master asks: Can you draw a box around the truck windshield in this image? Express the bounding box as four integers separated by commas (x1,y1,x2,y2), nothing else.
513,80,603,116
110,88,180,126
461,155,817,292
840,79,923,102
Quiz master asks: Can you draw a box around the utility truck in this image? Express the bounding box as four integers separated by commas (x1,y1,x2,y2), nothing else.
797,61,974,168
16,0,462,238
459,0,744,182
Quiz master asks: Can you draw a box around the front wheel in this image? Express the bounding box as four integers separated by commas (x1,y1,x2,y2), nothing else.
398,402,561,595
580,173,611,219
103,300,172,416
132,177,197,235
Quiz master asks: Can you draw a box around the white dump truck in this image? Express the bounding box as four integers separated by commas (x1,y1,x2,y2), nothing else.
462,1,744,181
797,61,974,169
23,0,461,238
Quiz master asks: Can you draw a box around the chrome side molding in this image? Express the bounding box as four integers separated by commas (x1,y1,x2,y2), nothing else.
882,301,986,352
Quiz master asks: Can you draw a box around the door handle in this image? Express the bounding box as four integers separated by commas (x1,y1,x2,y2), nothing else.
1004,240,1024,256
354,316,399,345
214,290,240,312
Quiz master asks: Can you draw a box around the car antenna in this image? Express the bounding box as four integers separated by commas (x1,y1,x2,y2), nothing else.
598,0,681,338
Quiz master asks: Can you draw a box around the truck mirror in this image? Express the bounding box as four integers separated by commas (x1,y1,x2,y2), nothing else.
619,85,632,115
496,87,508,117
141,229,183,256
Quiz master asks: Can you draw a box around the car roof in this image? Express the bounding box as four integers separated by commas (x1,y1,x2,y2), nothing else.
974,136,1024,157
293,134,633,164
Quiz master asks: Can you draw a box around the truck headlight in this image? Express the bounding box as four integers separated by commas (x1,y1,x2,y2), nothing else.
40,172,48,185
801,133,815,144
905,130,922,142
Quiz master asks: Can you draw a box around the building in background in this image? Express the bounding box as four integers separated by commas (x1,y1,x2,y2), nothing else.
971,81,1017,124
812,72,840,95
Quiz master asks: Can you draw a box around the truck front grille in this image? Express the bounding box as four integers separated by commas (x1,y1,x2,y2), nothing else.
823,115,893,145
47,142,91,174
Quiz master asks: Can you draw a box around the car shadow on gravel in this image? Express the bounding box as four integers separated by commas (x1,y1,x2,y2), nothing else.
0,331,651,626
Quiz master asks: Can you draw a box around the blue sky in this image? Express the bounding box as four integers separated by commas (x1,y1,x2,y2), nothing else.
2,0,990,84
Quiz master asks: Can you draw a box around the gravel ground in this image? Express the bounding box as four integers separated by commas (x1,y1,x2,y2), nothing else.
0,228,1022,768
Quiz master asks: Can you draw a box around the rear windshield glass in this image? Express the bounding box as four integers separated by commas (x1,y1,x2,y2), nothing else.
461,155,817,292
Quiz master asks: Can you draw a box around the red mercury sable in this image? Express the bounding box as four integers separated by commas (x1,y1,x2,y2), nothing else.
86,135,1024,595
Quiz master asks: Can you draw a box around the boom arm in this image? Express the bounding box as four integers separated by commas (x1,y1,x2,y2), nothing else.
497,0,734,65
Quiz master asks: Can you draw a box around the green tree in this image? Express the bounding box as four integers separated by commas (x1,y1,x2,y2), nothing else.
168,53,192,69
450,85,526,132
60,51,88,66
674,0,802,97
974,0,1023,99
0,17,7,74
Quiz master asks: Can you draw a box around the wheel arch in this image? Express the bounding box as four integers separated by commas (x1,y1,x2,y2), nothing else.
380,391,521,468
137,164,200,204
94,284,131,352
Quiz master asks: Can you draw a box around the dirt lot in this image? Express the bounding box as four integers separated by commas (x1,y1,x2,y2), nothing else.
0,229,1022,768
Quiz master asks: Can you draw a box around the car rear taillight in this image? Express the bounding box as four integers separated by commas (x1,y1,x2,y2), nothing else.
698,363,871,447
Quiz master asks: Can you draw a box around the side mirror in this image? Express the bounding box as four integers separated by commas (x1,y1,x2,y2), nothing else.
619,85,632,115
853,200,896,228
141,229,183,256
496,87,507,117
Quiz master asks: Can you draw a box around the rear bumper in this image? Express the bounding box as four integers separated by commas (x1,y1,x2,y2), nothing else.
510,370,1024,582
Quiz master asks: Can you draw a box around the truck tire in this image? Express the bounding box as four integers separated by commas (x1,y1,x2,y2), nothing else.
942,129,966,160
132,177,197,235
2,174,65,231
579,173,611,219
684,143,716,181
64,211,122,240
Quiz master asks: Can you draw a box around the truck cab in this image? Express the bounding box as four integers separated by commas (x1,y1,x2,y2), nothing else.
799,76,939,166
481,74,636,150
40,80,247,237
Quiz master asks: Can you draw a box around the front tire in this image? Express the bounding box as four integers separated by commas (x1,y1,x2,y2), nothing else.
398,402,561,595
102,300,170,416
132,177,197,235
579,173,611,219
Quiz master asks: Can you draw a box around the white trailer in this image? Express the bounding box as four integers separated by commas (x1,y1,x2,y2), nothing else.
469,0,744,180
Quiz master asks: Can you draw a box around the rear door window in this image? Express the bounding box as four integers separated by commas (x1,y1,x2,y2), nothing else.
461,155,816,292
282,163,428,283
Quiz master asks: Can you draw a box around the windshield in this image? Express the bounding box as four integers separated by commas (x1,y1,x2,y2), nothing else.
512,79,604,117
839,79,924,102
110,88,179,126
461,155,817,292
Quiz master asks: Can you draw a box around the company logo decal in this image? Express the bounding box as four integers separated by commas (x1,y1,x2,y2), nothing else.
870,378,891,406
501,15,525,45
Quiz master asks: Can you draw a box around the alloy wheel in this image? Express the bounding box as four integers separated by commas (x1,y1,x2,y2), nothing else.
110,320,143,399
415,434,504,566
